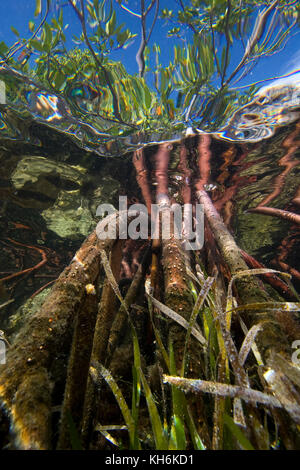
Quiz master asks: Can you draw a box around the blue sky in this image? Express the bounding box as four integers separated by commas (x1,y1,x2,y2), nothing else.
0,0,177,72
0,0,299,89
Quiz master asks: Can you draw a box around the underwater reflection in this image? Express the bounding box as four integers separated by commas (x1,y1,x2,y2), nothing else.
217,72,300,142
1,66,300,155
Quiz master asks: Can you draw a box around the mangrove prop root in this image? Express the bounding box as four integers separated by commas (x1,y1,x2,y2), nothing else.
161,209,201,375
92,240,123,363
81,240,123,448
0,238,47,283
197,190,252,277
30,279,56,299
240,249,298,301
133,149,153,214
248,206,300,226
153,142,172,197
151,142,172,252
195,134,212,191
0,209,129,449
57,289,99,450
106,246,151,365
197,191,296,440
0,229,114,449
196,190,291,361
292,185,300,206
178,142,192,206
160,208,210,443
270,233,300,283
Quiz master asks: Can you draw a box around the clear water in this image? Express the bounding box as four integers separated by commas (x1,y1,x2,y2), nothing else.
1,1,300,453
0,1,299,322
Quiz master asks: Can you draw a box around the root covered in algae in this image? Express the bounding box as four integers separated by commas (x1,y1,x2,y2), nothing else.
1,188,300,451
0,216,119,449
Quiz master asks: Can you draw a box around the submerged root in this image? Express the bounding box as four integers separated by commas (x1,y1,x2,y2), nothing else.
0,174,299,451
0,230,110,449
80,240,124,448
0,211,129,449
162,228,198,374
197,190,291,357
57,289,99,450
106,246,151,364
197,189,300,447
